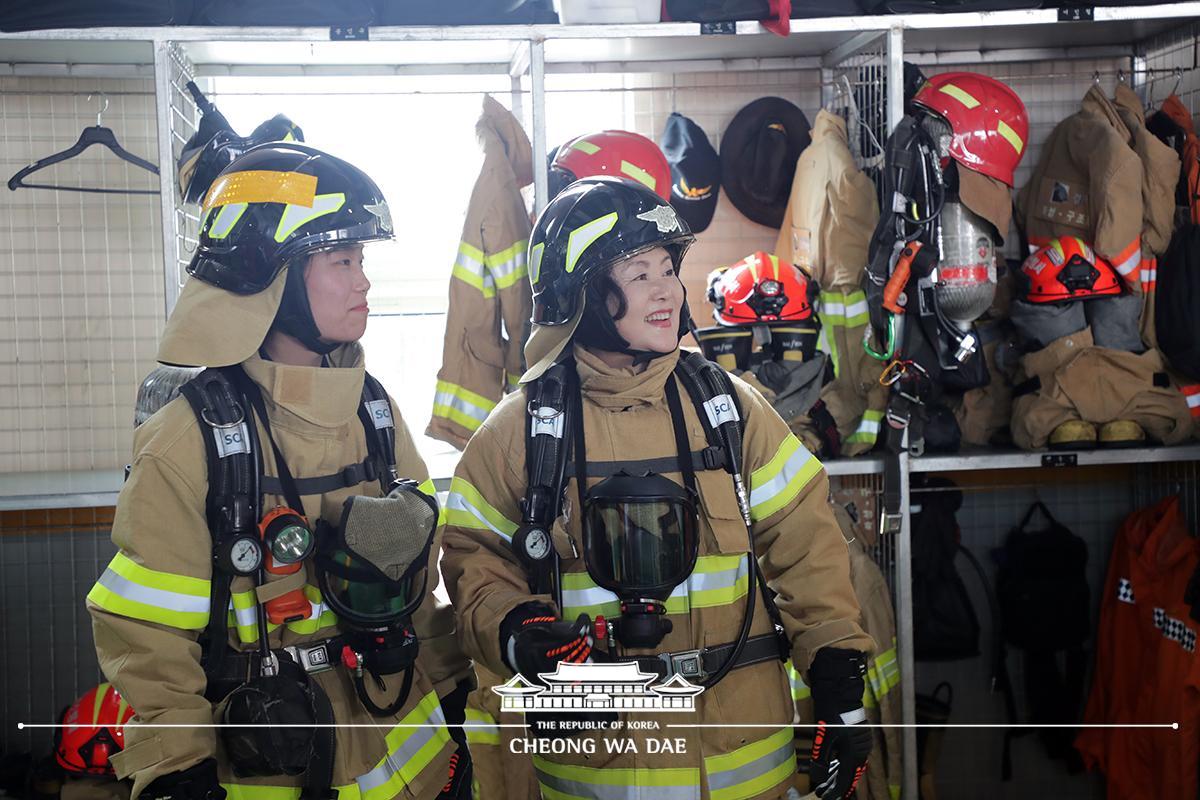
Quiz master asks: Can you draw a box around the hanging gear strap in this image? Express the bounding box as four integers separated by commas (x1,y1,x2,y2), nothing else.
180,368,261,685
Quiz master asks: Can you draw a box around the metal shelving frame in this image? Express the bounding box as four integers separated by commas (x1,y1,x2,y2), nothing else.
4,6,1200,796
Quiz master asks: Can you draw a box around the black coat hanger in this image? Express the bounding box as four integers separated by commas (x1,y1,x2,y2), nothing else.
7,94,160,195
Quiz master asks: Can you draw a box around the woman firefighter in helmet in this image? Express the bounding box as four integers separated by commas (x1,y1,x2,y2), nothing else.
87,143,474,800
443,176,875,799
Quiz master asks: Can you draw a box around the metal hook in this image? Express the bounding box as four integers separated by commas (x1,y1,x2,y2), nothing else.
86,92,109,127
1093,71,1101,86
1173,66,1184,97
1117,68,1127,85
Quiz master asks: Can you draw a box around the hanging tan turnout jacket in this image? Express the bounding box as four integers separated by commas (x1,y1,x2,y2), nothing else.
428,95,534,450
1016,85,1145,290
442,345,874,800
88,344,470,800
774,109,884,456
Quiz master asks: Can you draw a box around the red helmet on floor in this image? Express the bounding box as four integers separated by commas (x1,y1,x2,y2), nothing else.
706,251,815,325
55,683,135,776
912,72,1029,187
550,130,672,201
1019,237,1124,303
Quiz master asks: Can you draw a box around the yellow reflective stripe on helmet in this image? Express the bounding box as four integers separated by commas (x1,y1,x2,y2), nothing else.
705,727,795,800
465,708,500,747
529,241,546,285
571,139,601,156
339,690,451,800
619,160,656,192
485,240,529,290
845,409,884,445
452,242,497,299
87,552,210,630
565,212,618,275
749,435,822,521
208,202,247,240
785,661,811,701
560,554,749,620
274,192,347,243
224,784,302,800
534,755,701,800
446,477,518,542
767,253,780,280
432,380,497,433
91,683,111,725
996,119,1024,155
939,83,980,109
203,169,317,214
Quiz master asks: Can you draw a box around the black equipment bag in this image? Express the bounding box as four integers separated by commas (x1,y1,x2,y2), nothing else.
0,0,191,31
1156,223,1200,382
911,476,981,660
993,501,1089,777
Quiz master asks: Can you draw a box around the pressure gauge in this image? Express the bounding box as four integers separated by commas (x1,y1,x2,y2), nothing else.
217,534,263,576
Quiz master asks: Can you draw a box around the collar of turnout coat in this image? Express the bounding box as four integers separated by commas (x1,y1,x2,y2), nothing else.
241,342,367,429
572,343,681,410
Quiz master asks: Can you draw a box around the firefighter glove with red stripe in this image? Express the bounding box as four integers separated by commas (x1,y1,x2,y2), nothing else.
809,647,872,799
500,603,595,680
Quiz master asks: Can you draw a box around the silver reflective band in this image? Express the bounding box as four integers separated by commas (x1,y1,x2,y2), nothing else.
96,569,210,615
354,705,446,794
840,707,867,725
706,734,794,792
535,766,700,800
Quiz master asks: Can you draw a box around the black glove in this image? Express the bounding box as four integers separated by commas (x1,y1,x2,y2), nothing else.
500,603,595,680
808,648,872,799
143,759,227,800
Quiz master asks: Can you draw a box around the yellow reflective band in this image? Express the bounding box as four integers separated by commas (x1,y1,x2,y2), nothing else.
619,159,656,192
484,240,529,289
203,170,317,215
561,554,749,620
566,212,618,275
843,291,869,328
465,708,500,747
534,755,700,800
227,584,338,644
208,203,247,240
571,139,601,155
705,727,795,800
889,784,902,800
224,785,301,800
446,477,518,542
87,552,210,630
996,119,1024,154
785,661,811,701
846,409,884,445
274,192,346,243
867,642,901,699
432,380,497,433
338,690,451,800
418,478,446,527
818,323,839,379
451,242,497,299
749,435,822,521
939,83,980,109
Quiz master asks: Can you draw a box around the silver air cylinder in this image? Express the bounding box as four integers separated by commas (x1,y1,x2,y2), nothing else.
935,200,997,331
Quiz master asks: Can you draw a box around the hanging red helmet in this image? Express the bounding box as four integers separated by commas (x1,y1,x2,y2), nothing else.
706,251,815,326
550,130,672,201
1019,237,1124,303
55,683,135,776
911,72,1029,187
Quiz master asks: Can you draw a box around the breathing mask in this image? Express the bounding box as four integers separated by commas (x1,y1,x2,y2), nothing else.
583,471,699,649
316,480,437,715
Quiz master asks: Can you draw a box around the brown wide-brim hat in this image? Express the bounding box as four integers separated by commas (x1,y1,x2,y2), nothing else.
157,268,288,368
958,165,1012,244
719,97,811,230
520,301,586,384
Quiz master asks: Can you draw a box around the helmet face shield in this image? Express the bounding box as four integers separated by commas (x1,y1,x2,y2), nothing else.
583,472,699,601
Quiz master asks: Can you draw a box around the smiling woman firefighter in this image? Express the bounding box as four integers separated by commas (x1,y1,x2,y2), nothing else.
86,143,474,800
442,175,875,800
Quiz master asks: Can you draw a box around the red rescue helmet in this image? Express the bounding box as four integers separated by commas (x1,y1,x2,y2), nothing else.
912,72,1029,187
705,251,815,326
550,130,672,201
1019,237,1124,304
55,683,135,776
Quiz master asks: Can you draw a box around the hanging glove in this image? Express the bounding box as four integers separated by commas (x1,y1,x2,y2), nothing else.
436,719,473,800
143,759,227,800
808,647,872,799
499,603,595,680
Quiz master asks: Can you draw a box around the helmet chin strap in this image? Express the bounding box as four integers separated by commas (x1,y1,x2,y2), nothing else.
575,282,694,365
273,258,339,356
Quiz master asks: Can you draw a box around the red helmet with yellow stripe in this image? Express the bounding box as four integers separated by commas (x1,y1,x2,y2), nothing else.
1018,237,1124,303
912,72,1028,187
551,130,672,201
55,683,135,776
705,251,816,325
